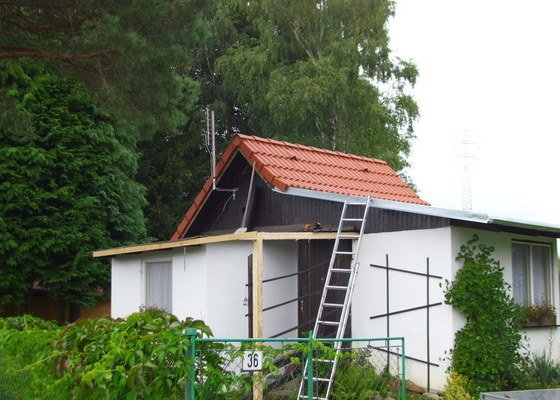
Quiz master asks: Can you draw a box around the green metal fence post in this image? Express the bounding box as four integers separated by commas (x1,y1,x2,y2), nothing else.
307,332,313,400
184,328,199,400
401,338,406,400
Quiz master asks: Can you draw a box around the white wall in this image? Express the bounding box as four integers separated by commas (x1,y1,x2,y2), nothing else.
110,243,251,339
353,227,455,391
171,246,207,321
351,226,560,392
451,227,560,360
111,255,144,318
204,242,253,338
110,240,301,340
262,241,299,338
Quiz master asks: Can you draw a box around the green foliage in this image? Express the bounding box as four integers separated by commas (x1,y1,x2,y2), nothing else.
208,0,417,168
523,351,560,389
331,351,394,400
0,314,59,331
523,304,557,319
0,62,147,306
442,372,475,400
443,235,526,395
0,0,206,137
138,0,420,239
0,310,212,399
0,316,62,399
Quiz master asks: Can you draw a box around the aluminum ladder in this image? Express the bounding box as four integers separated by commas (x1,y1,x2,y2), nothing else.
297,196,371,400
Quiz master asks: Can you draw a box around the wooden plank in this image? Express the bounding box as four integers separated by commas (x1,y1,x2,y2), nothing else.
92,231,259,258
259,232,337,241
252,236,263,338
93,231,337,258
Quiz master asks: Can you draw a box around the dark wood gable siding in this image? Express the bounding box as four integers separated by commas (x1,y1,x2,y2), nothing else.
185,154,450,237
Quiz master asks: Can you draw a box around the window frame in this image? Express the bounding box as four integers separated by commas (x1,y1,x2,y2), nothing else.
511,240,553,307
141,257,173,313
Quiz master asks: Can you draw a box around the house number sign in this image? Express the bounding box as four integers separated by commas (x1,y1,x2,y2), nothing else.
242,350,263,371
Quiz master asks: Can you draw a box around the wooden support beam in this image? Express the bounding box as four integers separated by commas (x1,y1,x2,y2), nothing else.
252,235,264,400
258,231,337,240
92,231,259,258
252,236,263,338
93,231,338,258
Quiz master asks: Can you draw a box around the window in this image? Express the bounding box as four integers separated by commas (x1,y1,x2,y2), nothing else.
145,261,172,312
512,242,552,307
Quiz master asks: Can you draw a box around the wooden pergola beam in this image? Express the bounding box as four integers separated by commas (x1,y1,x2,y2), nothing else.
92,231,338,258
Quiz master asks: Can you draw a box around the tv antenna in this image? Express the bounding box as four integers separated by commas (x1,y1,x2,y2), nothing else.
455,130,477,212
204,106,237,199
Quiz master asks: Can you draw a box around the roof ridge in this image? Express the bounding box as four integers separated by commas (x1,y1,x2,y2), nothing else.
235,134,388,165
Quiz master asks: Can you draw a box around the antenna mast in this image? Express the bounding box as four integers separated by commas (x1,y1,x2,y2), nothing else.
205,107,237,199
455,130,477,211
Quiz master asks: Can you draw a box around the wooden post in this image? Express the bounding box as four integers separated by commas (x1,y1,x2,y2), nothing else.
252,236,264,400
252,236,263,338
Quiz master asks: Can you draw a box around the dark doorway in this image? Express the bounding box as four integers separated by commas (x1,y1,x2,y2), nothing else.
297,239,352,338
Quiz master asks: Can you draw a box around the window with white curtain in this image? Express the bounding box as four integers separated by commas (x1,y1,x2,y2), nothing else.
512,242,552,306
145,261,172,312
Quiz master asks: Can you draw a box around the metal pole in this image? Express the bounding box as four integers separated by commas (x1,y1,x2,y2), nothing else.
401,338,406,400
184,328,199,400
386,254,390,368
210,110,216,180
307,332,314,399
426,257,430,393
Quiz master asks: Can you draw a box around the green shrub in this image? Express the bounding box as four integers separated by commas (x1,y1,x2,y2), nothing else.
0,314,59,331
523,352,560,389
0,310,212,399
442,372,475,400
443,235,526,396
0,316,61,399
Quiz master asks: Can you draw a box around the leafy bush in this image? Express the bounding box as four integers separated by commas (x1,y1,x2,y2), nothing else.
0,316,61,399
0,310,211,399
442,372,475,400
523,351,560,389
0,314,59,330
443,235,526,395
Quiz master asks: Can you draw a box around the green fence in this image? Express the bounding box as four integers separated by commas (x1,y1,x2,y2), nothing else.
184,330,405,400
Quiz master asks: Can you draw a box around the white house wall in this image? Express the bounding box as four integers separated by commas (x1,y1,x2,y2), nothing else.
203,241,253,338
353,227,455,391
111,255,145,318
262,241,298,338
171,246,207,322
450,227,560,361
352,226,559,392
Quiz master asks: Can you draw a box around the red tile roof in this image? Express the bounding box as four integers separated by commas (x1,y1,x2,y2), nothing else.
171,134,429,239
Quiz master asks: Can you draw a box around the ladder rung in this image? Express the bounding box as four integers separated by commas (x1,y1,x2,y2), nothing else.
326,285,348,291
304,376,331,382
335,251,355,255
299,396,328,400
318,320,340,326
338,234,359,239
341,218,364,222
323,302,344,308
315,358,335,363
346,201,369,206
330,268,351,273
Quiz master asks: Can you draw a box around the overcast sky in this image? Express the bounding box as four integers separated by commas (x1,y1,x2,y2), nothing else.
389,0,560,226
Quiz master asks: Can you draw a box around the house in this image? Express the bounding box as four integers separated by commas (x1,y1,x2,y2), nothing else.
93,134,560,391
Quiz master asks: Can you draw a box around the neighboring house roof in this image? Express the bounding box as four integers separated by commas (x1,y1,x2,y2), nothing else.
171,134,429,240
